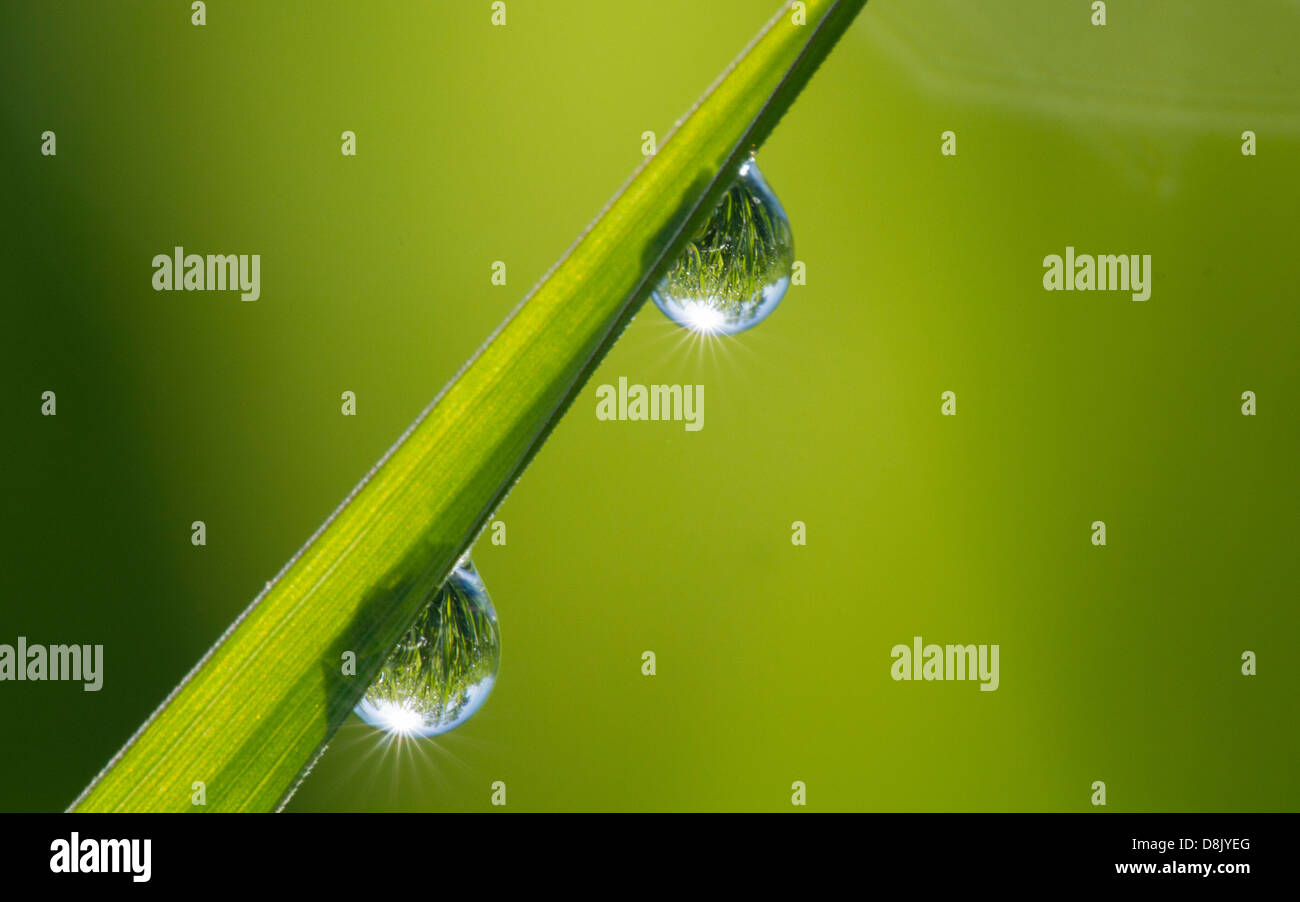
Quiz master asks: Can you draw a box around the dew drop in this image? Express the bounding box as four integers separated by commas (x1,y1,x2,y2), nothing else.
651,156,794,335
354,557,500,738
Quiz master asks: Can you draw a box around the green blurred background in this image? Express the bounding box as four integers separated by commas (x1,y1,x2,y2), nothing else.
1,0,1297,812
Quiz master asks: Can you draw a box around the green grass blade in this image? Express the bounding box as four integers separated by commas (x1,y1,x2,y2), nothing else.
71,0,867,812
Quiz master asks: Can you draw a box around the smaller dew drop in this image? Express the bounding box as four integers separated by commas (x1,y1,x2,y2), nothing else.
651,156,795,335
354,557,500,738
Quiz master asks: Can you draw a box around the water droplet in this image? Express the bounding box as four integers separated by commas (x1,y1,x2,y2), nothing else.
354,557,500,738
651,157,794,335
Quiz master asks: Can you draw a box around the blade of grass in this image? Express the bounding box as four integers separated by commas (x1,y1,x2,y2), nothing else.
72,0,868,812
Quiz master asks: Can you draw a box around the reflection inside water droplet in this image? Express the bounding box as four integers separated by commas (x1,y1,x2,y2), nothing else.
652,156,794,335
354,557,500,738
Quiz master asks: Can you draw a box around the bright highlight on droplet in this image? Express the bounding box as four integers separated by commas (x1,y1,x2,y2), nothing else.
680,303,728,334
651,156,794,335
354,557,501,738
362,700,428,737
